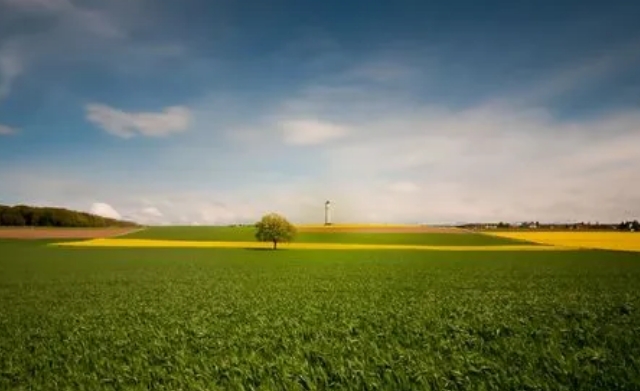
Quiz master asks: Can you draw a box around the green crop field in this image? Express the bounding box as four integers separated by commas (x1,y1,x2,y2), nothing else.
1,236,640,391
125,226,530,246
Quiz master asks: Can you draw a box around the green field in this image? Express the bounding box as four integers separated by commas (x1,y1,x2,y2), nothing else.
1,235,640,390
125,226,531,246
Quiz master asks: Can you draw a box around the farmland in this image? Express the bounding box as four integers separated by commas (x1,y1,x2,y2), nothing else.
1,228,640,390
487,231,640,252
124,226,528,246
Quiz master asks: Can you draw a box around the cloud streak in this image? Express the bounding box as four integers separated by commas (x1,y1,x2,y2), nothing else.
0,0,181,101
85,104,192,138
0,42,23,100
279,119,349,145
0,124,17,135
2,0,125,39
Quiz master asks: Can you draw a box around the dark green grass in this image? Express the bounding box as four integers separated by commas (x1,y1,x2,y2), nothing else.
126,226,532,246
1,241,640,390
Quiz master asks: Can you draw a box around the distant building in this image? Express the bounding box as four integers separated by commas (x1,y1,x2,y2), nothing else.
324,200,331,225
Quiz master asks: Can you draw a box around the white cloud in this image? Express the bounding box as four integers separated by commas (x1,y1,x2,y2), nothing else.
279,119,349,145
319,105,640,223
0,124,17,135
142,207,163,217
90,202,122,220
85,104,192,138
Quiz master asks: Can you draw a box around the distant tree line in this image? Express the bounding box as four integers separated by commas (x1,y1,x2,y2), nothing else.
619,220,640,232
460,220,640,231
0,204,138,227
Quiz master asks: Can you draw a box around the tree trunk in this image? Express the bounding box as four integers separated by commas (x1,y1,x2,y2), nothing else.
273,240,277,250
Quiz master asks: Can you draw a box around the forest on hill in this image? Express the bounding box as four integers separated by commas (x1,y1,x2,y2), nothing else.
0,204,138,227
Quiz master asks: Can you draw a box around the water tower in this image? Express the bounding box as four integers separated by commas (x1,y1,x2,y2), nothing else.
324,200,331,225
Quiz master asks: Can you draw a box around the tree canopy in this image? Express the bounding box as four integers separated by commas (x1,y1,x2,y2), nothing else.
255,213,296,250
0,204,138,227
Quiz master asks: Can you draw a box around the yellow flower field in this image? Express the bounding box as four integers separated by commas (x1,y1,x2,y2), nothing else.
485,232,640,252
52,238,565,251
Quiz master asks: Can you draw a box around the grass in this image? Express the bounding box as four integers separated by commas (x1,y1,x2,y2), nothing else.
126,226,532,246
1,239,640,390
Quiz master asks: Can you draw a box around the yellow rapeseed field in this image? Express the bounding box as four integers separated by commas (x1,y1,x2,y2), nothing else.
52,238,565,251
485,232,640,252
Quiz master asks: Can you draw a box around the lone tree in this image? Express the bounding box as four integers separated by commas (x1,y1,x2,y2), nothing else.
255,213,296,250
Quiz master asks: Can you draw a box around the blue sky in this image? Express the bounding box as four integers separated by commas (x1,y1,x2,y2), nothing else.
1,0,640,224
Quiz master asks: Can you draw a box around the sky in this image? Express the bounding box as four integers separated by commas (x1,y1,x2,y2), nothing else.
1,0,640,225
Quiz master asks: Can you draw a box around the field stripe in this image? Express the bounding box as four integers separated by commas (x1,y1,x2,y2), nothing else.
51,238,572,251
484,232,640,253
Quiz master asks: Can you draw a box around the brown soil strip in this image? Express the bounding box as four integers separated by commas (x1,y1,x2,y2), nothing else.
298,226,467,234
0,227,142,239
